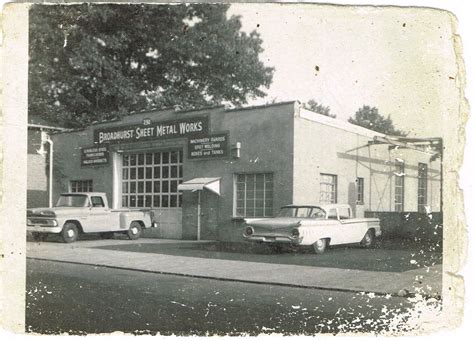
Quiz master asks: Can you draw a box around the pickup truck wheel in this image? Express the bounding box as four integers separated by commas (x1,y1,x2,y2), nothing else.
361,230,375,248
313,238,327,254
61,223,79,243
127,222,142,240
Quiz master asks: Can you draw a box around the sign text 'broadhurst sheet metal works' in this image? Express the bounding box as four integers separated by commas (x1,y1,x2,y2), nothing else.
93,116,209,144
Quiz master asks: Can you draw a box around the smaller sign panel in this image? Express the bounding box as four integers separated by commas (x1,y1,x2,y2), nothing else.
188,133,228,159
81,146,109,166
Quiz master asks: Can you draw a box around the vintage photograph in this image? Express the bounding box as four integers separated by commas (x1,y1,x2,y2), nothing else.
12,1,464,335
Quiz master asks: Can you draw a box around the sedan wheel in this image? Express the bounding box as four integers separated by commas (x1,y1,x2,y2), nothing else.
61,223,79,243
361,230,375,248
127,222,142,240
313,238,327,254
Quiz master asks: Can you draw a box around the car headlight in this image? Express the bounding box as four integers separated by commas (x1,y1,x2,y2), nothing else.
244,226,254,237
41,211,56,217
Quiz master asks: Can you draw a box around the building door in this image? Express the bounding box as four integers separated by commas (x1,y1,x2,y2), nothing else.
121,150,183,239
181,190,219,240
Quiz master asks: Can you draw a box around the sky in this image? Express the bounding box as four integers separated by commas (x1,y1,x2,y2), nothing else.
228,4,459,139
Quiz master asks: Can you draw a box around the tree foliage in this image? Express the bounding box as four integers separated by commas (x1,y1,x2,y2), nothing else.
303,100,335,118
29,4,274,127
348,105,406,136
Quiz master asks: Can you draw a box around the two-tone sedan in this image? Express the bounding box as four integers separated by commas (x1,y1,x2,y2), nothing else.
242,204,381,254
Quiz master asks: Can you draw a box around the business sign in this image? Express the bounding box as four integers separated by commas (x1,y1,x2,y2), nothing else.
94,116,209,144
81,146,109,166
188,133,228,159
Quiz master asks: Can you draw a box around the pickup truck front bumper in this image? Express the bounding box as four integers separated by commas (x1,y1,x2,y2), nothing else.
27,217,62,234
27,226,63,234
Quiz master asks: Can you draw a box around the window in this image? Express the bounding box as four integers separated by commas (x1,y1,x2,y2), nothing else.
122,150,183,208
70,180,93,193
339,207,351,219
394,163,405,212
91,196,105,207
327,208,338,219
356,177,364,204
57,194,89,207
277,206,325,218
320,174,337,204
418,163,428,212
235,173,273,217
296,207,312,218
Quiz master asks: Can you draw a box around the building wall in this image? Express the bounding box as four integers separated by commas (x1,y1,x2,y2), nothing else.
51,102,296,240
293,109,441,218
51,128,114,203
194,103,295,241
50,102,441,242
27,129,49,208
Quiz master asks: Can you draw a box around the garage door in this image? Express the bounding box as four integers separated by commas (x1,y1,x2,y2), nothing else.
121,150,183,239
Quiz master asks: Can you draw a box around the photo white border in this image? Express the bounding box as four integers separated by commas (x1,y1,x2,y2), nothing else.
1,1,472,339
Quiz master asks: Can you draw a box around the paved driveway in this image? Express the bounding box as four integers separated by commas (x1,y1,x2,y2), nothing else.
26,236,442,297
29,233,442,273
92,239,441,273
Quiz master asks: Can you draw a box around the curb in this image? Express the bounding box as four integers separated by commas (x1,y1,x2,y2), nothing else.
27,256,440,300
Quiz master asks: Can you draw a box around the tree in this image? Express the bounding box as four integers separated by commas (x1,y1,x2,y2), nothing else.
29,4,274,127
303,100,335,118
348,105,407,136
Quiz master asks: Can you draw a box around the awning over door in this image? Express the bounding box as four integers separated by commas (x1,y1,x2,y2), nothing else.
178,177,221,195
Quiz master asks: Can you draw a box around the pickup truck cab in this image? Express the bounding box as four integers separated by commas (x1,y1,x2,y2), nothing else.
27,192,157,243
243,204,381,254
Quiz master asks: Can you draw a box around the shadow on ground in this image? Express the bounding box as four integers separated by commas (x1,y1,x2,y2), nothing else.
91,238,441,273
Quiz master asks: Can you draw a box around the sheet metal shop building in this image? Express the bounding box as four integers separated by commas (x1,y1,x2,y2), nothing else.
49,101,442,241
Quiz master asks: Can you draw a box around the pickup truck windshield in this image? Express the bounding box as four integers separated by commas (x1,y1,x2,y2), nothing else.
56,194,89,207
278,206,326,218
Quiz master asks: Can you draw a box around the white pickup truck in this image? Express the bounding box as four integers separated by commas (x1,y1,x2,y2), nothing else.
243,204,382,254
27,192,156,243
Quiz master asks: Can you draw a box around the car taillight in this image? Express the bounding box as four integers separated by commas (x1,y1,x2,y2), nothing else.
291,228,300,238
244,226,254,236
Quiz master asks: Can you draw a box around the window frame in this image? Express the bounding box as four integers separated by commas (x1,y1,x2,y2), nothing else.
356,177,364,205
394,163,405,212
320,173,338,204
69,179,93,193
233,172,274,218
417,162,428,213
91,196,105,208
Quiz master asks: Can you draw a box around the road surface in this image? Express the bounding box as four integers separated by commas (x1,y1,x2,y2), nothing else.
25,259,431,335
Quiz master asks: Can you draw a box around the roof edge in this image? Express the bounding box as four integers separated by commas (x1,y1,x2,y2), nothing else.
225,100,299,113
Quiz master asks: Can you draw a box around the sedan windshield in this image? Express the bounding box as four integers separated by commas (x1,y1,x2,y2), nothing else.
56,195,89,207
278,206,326,218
